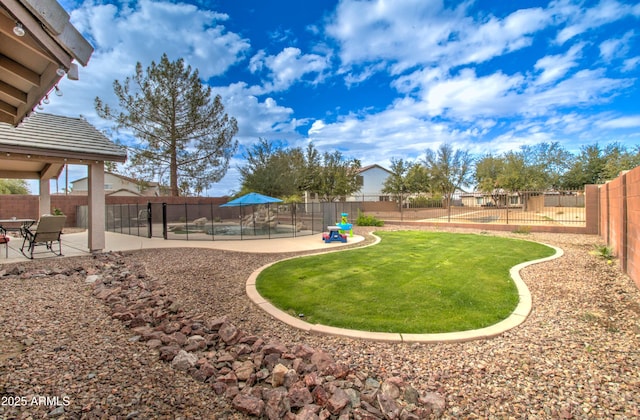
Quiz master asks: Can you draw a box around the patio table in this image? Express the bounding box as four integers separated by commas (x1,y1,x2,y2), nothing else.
0,218,36,237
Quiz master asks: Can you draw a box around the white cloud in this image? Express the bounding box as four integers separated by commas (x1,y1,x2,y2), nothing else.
599,30,634,62
71,0,249,78
249,47,331,92
423,69,525,119
597,115,640,128
326,0,549,76
525,69,634,113
621,56,640,72
214,82,297,139
52,0,252,123
459,7,549,64
534,43,584,85
553,0,638,44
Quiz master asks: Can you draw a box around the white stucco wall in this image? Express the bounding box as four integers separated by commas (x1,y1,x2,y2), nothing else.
348,165,392,201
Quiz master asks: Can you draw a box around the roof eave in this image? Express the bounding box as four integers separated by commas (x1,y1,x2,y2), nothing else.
0,144,127,163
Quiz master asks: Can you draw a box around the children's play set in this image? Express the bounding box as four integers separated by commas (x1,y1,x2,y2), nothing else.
322,213,353,243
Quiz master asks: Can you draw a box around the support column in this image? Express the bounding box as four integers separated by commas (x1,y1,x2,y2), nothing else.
88,163,105,252
584,184,600,235
38,179,51,217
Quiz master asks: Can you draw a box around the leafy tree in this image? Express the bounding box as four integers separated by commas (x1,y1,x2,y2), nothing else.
561,144,607,188
238,140,361,202
382,158,413,208
423,144,473,208
0,179,29,194
314,150,362,202
476,143,574,204
496,151,528,192
562,142,640,188
95,53,238,196
601,143,640,181
474,153,505,205
405,163,430,194
238,138,302,198
520,142,574,189
299,143,322,194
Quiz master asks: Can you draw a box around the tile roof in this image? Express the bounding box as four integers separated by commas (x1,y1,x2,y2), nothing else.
358,164,392,174
0,112,126,162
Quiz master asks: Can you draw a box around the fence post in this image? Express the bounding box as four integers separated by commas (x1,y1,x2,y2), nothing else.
506,201,509,224
184,202,189,240
605,184,610,245
210,202,215,241
146,202,152,238
584,185,600,235
621,173,628,272
162,203,167,240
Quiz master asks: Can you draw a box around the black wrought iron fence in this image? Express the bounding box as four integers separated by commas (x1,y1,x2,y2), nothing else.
353,190,586,226
78,190,585,242
99,201,364,241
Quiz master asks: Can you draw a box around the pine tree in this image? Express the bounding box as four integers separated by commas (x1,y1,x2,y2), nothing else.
95,54,238,196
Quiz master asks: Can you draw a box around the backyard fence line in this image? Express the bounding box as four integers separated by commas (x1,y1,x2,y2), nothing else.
355,190,587,226
74,188,591,242
86,201,365,241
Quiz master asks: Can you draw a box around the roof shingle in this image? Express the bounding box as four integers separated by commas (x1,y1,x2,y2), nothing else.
0,113,126,162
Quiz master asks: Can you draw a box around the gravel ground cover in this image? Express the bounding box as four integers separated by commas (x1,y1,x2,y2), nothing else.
1,226,639,419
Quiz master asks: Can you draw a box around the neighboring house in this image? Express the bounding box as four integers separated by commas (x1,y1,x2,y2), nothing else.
70,172,162,197
460,190,529,207
302,164,393,203
348,164,393,202
460,191,496,207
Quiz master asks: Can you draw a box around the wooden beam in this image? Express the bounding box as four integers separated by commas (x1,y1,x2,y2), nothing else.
0,111,14,124
0,169,40,179
0,12,58,63
0,80,28,103
0,53,40,86
1,0,72,69
0,100,18,116
40,162,63,180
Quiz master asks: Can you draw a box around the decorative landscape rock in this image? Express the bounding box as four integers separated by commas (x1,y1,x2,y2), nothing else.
3,229,638,418
81,252,443,418
171,349,198,371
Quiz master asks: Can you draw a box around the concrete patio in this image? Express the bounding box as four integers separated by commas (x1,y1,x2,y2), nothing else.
0,230,363,264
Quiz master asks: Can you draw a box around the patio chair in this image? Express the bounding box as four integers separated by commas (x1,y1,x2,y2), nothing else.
20,215,66,259
0,227,9,258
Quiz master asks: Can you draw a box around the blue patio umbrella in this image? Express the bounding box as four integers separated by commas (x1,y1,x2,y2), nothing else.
220,192,283,207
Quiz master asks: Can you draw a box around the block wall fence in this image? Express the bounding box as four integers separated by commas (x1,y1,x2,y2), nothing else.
599,165,640,289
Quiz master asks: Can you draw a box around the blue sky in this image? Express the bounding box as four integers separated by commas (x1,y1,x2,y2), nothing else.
42,0,640,195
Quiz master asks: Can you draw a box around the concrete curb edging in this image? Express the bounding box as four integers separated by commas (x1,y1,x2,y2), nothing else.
246,234,564,343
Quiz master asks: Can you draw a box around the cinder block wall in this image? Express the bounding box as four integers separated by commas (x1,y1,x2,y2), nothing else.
599,166,640,289
627,168,640,289
0,195,39,221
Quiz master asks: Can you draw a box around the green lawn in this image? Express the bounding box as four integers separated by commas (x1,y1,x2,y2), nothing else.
256,231,555,333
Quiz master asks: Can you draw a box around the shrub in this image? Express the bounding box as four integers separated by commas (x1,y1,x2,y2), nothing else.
512,225,531,234
355,211,384,227
408,195,442,208
594,244,614,259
